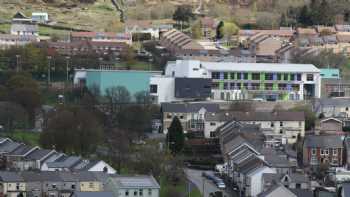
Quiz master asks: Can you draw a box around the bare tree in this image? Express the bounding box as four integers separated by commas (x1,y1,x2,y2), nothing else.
110,0,127,22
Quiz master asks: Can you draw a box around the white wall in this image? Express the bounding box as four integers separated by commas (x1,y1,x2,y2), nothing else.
88,161,117,174
248,167,276,197
149,76,176,104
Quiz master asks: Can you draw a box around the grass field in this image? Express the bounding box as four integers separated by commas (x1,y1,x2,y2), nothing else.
1,130,40,146
0,23,10,34
160,176,202,197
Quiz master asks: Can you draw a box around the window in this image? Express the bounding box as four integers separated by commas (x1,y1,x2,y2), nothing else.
312,148,316,155
297,74,302,81
230,72,235,79
223,72,228,79
125,190,129,196
271,122,274,127
252,73,260,80
230,83,235,90
265,73,274,80
71,185,76,189
16,185,19,190
280,121,283,126
134,191,137,196
325,149,329,155
212,72,220,79
89,182,94,188
279,129,283,134
284,74,289,80
277,73,282,80
236,83,241,90
223,83,229,90
210,132,216,138
333,149,338,155
139,189,143,196
167,113,172,119
237,73,242,80
243,73,248,80
212,82,219,89
179,115,184,119
307,74,314,81
150,85,157,93
296,183,301,189
346,107,349,111
321,149,324,155
290,74,295,81
148,189,152,195
52,184,56,189
210,122,216,126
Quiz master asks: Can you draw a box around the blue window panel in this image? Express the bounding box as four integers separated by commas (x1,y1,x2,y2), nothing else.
241,72,244,79
273,73,277,80
219,72,224,80
287,84,292,91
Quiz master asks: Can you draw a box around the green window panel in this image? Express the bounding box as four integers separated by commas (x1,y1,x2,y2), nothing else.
273,83,278,90
230,72,236,80
219,82,224,90
260,83,265,90
248,73,252,80
260,73,265,81
281,93,289,100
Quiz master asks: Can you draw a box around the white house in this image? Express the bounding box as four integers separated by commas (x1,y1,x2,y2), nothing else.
32,12,49,23
105,176,160,197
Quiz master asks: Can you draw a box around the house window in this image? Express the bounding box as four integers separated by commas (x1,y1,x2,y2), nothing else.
180,115,184,119
346,107,349,111
52,184,56,189
134,191,137,196
296,183,301,189
265,73,274,80
89,182,94,188
237,73,242,80
277,73,282,80
71,184,76,189
321,149,324,155
284,74,289,80
279,129,283,134
210,132,216,138
230,73,235,79
325,149,329,155
290,74,295,81
150,85,157,93
271,122,274,127
210,122,216,126
139,189,143,196
243,73,249,80
280,121,283,127
307,74,314,81
167,113,172,119
312,149,316,155
333,149,337,155
148,189,152,195
223,83,229,90
125,190,129,196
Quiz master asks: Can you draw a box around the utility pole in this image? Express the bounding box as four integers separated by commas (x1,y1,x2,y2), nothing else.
65,56,70,82
47,56,52,88
15,54,20,72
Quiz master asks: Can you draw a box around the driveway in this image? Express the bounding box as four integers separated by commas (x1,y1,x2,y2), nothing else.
184,168,236,197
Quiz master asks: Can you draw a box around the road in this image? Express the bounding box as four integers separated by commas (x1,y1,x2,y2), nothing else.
185,168,236,197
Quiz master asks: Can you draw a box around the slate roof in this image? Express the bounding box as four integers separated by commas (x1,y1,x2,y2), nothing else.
237,155,267,175
161,102,219,113
111,175,160,189
206,111,305,122
73,192,114,197
263,173,309,184
9,144,36,156
25,149,55,160
0,171,24,182
75,171,98,181
264,154,294,168
20,171,63,182
290,189,313,197
11,24,38,32
304,135,343,148
0,141,22,153
47,156,82,168
316,98,350,107
258,184,297,197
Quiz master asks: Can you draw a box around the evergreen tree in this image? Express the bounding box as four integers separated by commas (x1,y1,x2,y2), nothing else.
216,21,224,40
298,5,312,26
167,116,184,155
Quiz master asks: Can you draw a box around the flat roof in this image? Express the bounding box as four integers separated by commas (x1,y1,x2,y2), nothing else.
75,69,162,74
200,62,320,73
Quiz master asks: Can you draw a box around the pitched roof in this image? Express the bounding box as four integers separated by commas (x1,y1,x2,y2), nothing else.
13,12,29,20
206,111,305,122
0,141,22,153
75,171,98,181
237,155,267,175
304,135,343,148
20,171,63,182
289,189,313,197
9,144,37,156
263,173,309,184
25,149,55,160
46,156,82,168
342,183,350,197
0,171,24,182
110,175,160,189
258,184,297,197
161,102,219,113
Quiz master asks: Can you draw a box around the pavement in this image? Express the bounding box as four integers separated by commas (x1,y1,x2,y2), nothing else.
184,168,236,197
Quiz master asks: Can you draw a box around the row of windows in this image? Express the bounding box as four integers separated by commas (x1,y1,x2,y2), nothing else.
211,72,305,81
212,82,300,91
311,148,338,155
125,189,153,196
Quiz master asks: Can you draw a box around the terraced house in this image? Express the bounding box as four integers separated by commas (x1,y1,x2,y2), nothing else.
150,60,321,103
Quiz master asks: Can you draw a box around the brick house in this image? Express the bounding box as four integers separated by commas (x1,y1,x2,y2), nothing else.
303,135,344,168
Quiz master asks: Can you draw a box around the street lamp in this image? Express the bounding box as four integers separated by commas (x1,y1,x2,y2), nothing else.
47,56,52,87
65,56,70,82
